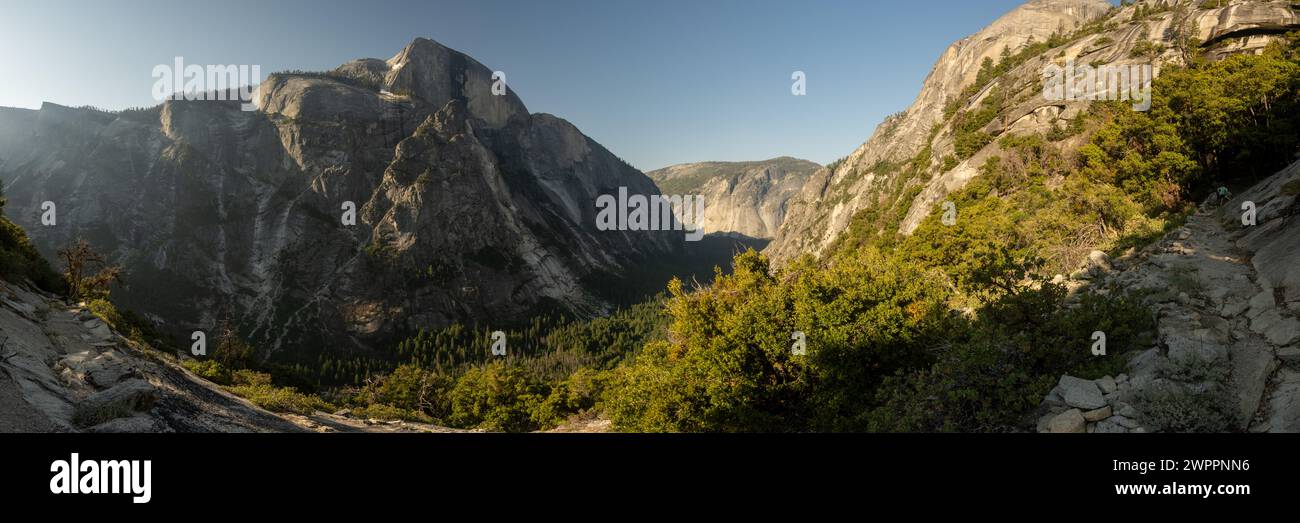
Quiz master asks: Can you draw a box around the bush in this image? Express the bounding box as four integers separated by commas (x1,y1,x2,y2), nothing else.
447,362,549,432
226,370,334,415
348,403,433,423
182,359,233,385
868,285,1153,432
606,248,952,432
1132,380,1236,433
86,298,174,353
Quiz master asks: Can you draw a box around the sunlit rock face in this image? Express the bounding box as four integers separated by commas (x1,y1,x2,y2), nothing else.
647,157,820,240
767,0,1300,264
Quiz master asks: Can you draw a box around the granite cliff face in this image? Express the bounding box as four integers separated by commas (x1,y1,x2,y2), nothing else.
0,38,680,360
767,0,1300,263
647,157,819,240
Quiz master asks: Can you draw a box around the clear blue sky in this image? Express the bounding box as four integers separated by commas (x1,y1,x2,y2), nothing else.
0,0,1068,171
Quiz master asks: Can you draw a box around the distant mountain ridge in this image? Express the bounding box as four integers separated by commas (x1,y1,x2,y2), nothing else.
647,157,819,240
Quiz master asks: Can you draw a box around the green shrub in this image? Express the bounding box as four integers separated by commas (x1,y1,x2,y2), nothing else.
447,361,548,432
1132,381,1236,432
606,248,952,432
227,370,334,415
182,359,233,385
348,403,433,423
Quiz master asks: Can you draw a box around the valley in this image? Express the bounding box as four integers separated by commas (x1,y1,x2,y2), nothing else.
2,0,1299,433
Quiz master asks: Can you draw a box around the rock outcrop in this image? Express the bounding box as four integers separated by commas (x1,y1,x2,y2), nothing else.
0,277,302,432
1037,158,1300,433
647,157,820,240
0,38,681,360
1,274,479,432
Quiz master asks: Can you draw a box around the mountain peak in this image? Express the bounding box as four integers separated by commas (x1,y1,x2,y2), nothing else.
381,37,528,128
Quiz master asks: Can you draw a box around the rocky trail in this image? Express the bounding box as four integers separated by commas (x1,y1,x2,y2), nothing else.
1039,159,1300,433
0,278,469,433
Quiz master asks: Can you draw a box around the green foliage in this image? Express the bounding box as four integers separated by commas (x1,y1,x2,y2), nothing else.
183,359,233,385
951,84,1007,161
445,361,550,432
606,240,1154,433
288,299,669,431
226,369,335,415
1132,369,1237,433
186,29,1300,435
1129,40,1163,59
1046,114,1086,141
941,155,959,172
1132,2,1172,20
1085,37,1300,212
86,298,177,357
605,249,952,432
213,317,256,370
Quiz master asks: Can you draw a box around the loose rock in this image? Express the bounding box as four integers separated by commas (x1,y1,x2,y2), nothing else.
1057,375,1107,410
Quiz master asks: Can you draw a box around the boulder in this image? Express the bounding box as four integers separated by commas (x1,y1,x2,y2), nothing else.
1047,409,1087,434
1083,406,1112,422
1097,375,1117,395
72,379,157,428
1093,419,1128,433
1086,250,1113,275
79,351,135,388
83,320,114,342
1057,375,1106,410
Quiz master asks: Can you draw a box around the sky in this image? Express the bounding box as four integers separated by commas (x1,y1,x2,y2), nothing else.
0,0,1063,171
